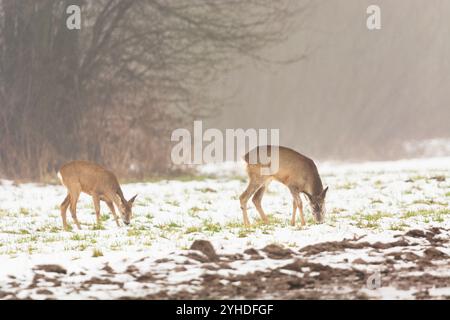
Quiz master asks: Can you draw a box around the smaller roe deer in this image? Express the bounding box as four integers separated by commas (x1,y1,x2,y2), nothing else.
240,146,328,227
57,161,137,230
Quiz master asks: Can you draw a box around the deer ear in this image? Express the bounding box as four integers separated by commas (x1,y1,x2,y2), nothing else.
321,186,329,198
304,191,313,201
128,194,138,204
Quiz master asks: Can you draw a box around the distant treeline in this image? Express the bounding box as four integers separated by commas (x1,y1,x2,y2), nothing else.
0,0,303,180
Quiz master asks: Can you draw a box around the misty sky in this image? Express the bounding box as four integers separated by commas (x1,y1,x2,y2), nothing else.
206,0,450,161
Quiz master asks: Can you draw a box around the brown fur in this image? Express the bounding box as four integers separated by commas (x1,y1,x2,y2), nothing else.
240,146,328,227
58,160,137,230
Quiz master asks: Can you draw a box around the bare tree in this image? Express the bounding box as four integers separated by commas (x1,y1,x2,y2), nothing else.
0,0,306,179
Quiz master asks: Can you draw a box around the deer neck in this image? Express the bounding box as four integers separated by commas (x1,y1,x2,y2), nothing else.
309,173,324,196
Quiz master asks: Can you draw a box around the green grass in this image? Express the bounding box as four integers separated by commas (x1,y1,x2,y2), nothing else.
326,213,339,226
167,221,181,228
373,180,383,188
202,220,222,233
337,182,357,190
71,233,88,241
225,220,243,229
331,208,346,214
124,174,215,184
92,248,103,257
185,226,202,234
412,199,448,206
188,206,204,217
156,221,181,232
305,215,316,225
27,245,36,254
409,175,427,181
256,214,283,226
197,187,217,193
388,222,409,231
402,208,450,220
127,228,142,237
237,228,252,238
91,223,105,231
110,242,123,251
58,225,69,232
38,223,68,233
354,211,393,229
42,236,61,243
166,200,180,207
143,197,153,204
17,235,38,244
19,207,30,215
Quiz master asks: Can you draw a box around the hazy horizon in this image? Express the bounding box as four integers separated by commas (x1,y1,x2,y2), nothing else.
206,0,450,162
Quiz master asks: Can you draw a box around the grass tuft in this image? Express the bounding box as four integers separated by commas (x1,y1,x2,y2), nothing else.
92,248,103,258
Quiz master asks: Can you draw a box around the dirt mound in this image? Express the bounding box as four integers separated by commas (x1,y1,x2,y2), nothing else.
262,244,293,259
2,227,449,300
424,248,448,260
33,265,67,274
189,240,218,261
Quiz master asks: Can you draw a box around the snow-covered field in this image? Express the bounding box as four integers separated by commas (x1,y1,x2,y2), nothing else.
0,158,449,299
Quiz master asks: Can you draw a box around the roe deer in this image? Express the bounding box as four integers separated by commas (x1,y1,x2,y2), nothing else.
239,146,328,227
57,160,137,230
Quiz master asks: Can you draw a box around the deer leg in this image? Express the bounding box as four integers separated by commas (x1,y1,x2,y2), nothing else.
296,195,305,226
92,194,101,225
239,181,263,227
290,187,305,226
105,200,121,227
252,185,269,224
60,194,70,230
290,199,297,226
69,189,82,230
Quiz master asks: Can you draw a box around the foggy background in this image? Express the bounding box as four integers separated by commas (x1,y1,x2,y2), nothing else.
1,0,449,180
207,0,450,161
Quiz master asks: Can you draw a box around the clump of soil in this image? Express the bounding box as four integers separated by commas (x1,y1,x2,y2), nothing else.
3,227,450,300
190,240,218,261
34,265,67,274
262,244,293,259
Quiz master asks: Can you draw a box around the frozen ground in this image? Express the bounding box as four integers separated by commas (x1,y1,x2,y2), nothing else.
0,157,449,299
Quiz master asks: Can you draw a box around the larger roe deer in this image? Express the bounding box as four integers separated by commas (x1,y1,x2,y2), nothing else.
58,161,137,230
239,146,328,227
